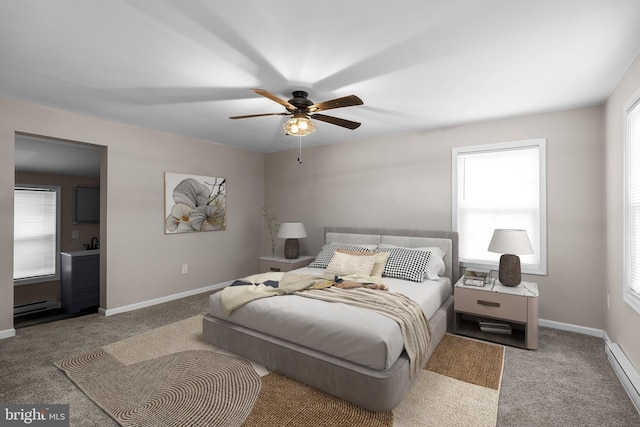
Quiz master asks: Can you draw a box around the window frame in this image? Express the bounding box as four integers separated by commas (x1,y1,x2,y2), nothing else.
624,90,640,315
13,184,62,286
452,138,547,275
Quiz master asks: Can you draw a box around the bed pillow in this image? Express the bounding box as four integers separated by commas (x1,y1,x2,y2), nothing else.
308,243,376,269
335,249,390,277
416,247,446,279
378,244,446,280
326,251,378,276
374,247,432,282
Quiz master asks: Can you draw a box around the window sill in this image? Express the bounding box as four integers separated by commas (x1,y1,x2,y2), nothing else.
460,261,547,276
14,275,60,286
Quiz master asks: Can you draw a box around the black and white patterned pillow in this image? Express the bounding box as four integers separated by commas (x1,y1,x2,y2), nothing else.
309,243,373,269
374,247,432,282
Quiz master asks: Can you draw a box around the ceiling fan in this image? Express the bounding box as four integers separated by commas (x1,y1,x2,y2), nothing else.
229,89,363,136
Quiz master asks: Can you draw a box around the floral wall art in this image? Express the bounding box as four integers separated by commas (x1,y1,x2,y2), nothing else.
164,172,226,234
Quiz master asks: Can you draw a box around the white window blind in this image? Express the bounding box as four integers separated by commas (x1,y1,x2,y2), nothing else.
14,186,60,283
625,95,640,314
453,139,546,274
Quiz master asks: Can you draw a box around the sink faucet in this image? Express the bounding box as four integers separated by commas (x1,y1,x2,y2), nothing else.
89,237,99,250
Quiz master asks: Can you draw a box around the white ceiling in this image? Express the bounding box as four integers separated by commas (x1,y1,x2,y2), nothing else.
3,0,640,162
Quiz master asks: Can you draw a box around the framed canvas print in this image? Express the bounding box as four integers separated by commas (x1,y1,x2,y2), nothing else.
164,172,226,234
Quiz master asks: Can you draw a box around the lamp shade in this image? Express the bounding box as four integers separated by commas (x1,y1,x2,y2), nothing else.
277,222,307,239
487,229,533,255
487,229,533,287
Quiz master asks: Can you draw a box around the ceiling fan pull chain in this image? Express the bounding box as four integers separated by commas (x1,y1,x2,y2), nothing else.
298,136,302,164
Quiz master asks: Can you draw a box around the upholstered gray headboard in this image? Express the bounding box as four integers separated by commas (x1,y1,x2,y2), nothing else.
324,227,459,283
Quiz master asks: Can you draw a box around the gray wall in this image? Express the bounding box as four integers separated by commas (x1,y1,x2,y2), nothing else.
605,52,640,370
265,106,606,330
0,96,264,333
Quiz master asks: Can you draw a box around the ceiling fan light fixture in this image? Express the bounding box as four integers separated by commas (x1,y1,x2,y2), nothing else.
283,115,316,136
232,89,362,137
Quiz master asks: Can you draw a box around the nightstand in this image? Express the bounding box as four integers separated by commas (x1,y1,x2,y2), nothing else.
258,255,314,273
454,278,539,349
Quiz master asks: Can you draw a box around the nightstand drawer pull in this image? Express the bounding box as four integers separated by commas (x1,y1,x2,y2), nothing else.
477,300,500,307
270,267,281,272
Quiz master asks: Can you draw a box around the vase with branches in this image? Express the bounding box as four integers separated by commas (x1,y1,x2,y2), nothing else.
261,205,279,257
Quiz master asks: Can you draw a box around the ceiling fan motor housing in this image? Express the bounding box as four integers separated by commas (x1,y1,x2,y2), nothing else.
288,91,313,110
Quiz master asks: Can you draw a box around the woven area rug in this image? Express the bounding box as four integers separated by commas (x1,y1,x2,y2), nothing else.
55,315,504,427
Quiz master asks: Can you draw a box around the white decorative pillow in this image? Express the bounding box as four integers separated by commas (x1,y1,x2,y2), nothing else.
309,243,376,269
416,247,446,279
326,251,377,276
374,247,432,282
335,249,390,277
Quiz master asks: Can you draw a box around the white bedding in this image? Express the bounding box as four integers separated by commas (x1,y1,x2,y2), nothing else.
208,266,451,370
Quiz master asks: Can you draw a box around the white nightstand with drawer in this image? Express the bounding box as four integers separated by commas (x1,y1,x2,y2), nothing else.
258,255,314,273
454,278,539,349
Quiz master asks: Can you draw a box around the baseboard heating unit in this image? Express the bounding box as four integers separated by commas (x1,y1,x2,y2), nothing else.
605,341,640,413
14,299,60,317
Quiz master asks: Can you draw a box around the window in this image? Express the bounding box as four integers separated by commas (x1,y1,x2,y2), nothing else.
452,139,547,275
625,93,640,315
14,185,61,285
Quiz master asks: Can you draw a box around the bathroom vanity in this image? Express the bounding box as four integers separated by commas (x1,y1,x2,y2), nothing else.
60,250,99,313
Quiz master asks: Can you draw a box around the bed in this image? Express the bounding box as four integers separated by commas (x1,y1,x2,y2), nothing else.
202,227,459,411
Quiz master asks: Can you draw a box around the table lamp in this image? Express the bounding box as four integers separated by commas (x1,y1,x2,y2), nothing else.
487,229,533,287
277,222,307,259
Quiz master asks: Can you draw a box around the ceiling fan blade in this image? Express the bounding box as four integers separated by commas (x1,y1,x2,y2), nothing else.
252,89,296,110
229,112,288,119
308,95,363,112
312,113,361,130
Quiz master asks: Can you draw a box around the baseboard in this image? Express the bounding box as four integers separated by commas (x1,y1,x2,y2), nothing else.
0,328,16,339
539,318,604,338
98,280,233,317
603,333,640,413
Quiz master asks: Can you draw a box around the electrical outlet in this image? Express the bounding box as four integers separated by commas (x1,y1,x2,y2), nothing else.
182,264,188,274
71,230,79,239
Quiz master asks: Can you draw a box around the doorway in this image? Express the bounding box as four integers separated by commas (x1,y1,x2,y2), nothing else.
14,133,105,328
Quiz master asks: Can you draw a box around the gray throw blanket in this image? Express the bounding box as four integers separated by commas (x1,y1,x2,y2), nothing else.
221,272,431,376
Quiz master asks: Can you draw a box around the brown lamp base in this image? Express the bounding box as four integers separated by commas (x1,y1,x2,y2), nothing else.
499,254,521,287
284,238,300,259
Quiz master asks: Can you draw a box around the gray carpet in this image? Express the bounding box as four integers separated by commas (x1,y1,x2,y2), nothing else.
498,327,640,426
1,291,639,426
